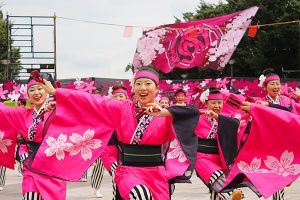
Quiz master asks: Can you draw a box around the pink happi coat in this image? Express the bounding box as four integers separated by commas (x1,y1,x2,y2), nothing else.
262,95,297,114
0,102,66,200
28,89,199,200
212,104,300,198
194,113,240,185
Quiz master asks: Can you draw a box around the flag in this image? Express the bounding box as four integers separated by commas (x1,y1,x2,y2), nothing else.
123,26,133,38
132,6,259,73
248,25,258,37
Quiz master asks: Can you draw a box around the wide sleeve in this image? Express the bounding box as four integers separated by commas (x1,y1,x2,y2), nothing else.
217,115,240,167
166,105,200,182
0,103,26,169
26,88,124,181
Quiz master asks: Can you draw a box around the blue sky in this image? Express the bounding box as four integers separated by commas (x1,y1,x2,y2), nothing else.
3,0,222,79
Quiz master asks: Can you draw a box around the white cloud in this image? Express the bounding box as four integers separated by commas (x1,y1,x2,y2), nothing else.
3,0,222,79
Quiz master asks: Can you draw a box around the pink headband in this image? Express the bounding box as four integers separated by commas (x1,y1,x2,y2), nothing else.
175,92,185,97
264,75,280,85
160,97,169,102
134,71,159,84
207,93,223,100
112,88,128,96
27,79,40,90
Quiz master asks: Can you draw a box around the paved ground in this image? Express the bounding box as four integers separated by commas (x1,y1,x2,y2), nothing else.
1,166,300,199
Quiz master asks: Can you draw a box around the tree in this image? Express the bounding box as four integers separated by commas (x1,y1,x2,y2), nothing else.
165,0,300,79
0,10,21,81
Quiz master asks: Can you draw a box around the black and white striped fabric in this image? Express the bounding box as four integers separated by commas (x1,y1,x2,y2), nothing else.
22,192,43,200
272,189,285,200
110,162,119,200
209,170,231,200
0,166,6,187
129,185,153,200
91,158,104,189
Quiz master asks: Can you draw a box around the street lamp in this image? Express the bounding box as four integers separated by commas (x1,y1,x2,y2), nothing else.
228,59,235,77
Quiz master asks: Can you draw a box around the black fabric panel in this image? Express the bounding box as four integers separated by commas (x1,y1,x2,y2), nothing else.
167,105,200,181
217,115,239,167
269,103,292,112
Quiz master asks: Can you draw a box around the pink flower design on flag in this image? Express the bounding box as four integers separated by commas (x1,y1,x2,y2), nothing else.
0,86,8,99
167,139,187,163
44,133,72,160
264,151,300,177
0,130,12,154
82,81,96,93
13,84,21,93
69,129,102,161
237,158,264,173
8,92,20,102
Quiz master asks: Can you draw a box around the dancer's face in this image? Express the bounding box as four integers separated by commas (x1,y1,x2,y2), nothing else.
112,92,127,101
134,78,159,107
265,80,281,99
205,99,223,114
27,84,47,110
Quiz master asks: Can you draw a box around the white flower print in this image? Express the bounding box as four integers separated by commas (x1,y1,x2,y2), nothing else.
200,89,210,103
258,74,266,87
8,91,20,102
165,80,173,85
68,129,102,161
237,158,266,173
44,133,72,160
167,139,187,163
74,77,84,86
264,151,300,177
0,130,12,153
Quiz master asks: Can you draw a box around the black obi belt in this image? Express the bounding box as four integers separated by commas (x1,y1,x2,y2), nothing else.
197,138,219,154
121,143,163,167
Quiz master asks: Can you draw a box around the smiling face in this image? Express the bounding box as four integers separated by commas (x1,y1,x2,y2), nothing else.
175,93,185,104
265,80,281,100
159,99,169,108
134,78,159,107
27,84,47,110
205,99,223,114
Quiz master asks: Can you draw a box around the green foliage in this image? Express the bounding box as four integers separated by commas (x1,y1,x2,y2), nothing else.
165,0,300,79
0,9,21,81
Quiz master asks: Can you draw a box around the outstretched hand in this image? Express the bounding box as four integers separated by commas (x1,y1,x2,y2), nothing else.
144,103,171,117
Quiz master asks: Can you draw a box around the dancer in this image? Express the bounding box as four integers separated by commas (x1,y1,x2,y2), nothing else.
0,77,66,200
32,66,199,200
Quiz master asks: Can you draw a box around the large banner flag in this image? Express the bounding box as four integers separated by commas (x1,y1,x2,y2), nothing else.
212,104,300,198
132,6,258,73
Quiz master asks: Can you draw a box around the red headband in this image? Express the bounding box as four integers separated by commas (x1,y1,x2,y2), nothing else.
27,79,40,90
112,88,128,96
207,93,223,100
160,97,169,102
134,70,159,84
175,92,185,97
264,75,280,85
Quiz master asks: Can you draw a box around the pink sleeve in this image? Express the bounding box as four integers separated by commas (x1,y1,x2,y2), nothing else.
0,102,27,130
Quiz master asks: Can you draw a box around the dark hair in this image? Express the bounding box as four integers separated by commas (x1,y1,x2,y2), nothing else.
19,98,27,106
205,86,220,95
112,84,127,92
262,68,280,85
262,68,279,78
175,89,186,96
137,66,160,77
